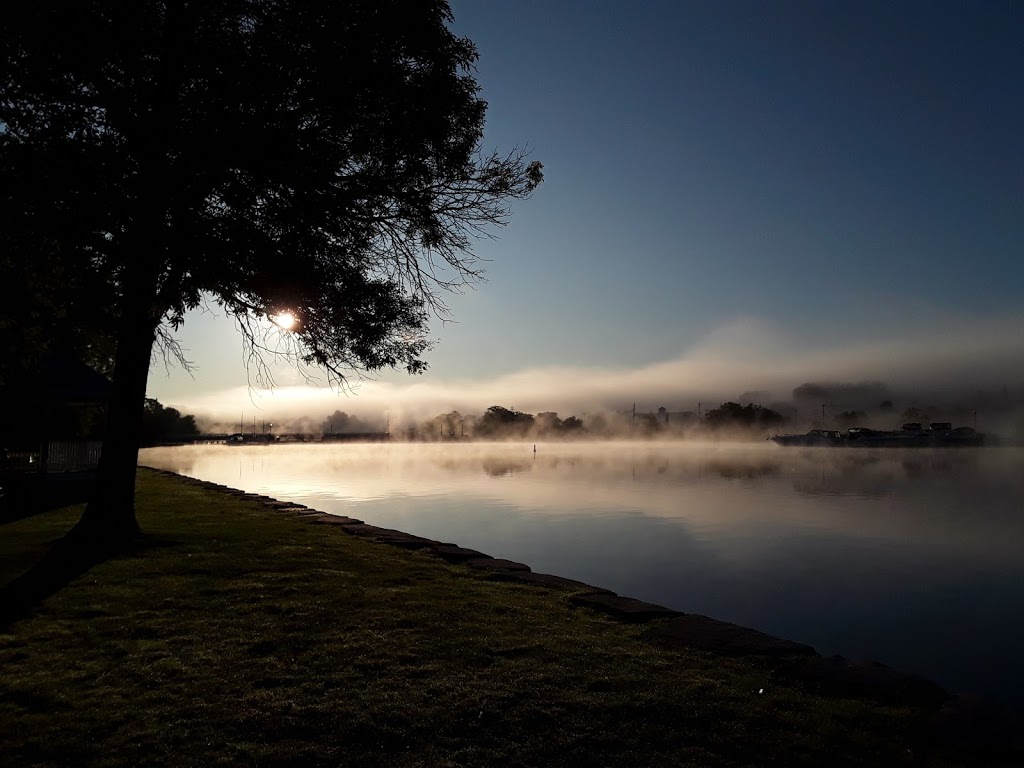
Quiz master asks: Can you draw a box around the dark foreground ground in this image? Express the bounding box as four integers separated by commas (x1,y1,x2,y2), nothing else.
0,470,1020,767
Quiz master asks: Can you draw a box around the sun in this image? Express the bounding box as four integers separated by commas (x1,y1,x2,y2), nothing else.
271,311,297,330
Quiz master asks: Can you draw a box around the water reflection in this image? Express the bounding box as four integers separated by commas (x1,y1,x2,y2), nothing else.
479,457,533,477
141,442,1024,703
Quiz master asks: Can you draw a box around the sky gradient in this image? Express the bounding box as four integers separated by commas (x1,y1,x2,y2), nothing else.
148,1,1024,424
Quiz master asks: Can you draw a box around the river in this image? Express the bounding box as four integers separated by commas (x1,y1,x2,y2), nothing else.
140,441,1024,704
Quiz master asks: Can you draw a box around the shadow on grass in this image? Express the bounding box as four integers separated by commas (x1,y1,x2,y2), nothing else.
0,531,177,632
0,471,95,525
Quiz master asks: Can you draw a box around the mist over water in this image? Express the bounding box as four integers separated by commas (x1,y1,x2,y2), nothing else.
141,441,1024,703
162,312,1024,439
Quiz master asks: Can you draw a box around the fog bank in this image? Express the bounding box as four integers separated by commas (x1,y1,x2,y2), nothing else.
164,313,1024,430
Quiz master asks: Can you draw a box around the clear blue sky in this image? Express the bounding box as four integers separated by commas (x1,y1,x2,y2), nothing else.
149,1,1024,422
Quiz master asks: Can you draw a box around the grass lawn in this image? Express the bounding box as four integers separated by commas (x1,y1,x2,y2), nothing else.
0,470,987,766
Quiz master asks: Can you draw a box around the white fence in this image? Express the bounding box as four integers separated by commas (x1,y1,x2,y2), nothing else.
4,441,103,472
47,441,103,471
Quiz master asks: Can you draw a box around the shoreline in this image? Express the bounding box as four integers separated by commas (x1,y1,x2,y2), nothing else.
138,440,1024,709
3,467,1022,764
140,465,952,705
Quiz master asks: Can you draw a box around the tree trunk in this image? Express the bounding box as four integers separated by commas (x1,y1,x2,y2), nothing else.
73,311,157,544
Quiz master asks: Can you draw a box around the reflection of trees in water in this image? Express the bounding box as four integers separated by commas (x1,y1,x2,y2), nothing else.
540,456,583,471
792,450,984,498
899,455,964,476
586,455,784,483
430,456,535,477
833,453,882,471
423,444,998,492
702,459,781,480
480,458,534,478
524,453,791,483
434,457,478,474
612,456,696,481
792,476,893,499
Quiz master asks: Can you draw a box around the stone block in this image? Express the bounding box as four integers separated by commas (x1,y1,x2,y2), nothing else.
428,545,492,563
465,558,531,572
643,614,817,657
495,571,615,594
307,515,364,525
373,532,443,549
340,523,397,537
569,593,681,623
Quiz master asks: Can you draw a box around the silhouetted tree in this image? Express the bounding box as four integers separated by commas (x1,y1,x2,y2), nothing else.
561,416,584,433
424,410,463,439
443,411,464,438
636,413,660,433
705,402,783,430
584,413,608,436
321,410,372,435
0,243,116,396
475,406,535,438
534,412,562,434
792,383,830,404
140,399,200,446
1,1,541,541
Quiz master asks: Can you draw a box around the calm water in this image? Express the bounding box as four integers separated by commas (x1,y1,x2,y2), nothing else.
140,441,1024,703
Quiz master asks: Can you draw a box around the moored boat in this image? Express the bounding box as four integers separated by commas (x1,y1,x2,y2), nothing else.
770,422,984,448
769,429,844,447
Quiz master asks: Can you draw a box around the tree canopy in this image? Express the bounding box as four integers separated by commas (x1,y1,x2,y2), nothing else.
1,0,541,538
3,0,541,378
140,399,199,446
322,410,375,436
475,406,536,438
704,402,783,430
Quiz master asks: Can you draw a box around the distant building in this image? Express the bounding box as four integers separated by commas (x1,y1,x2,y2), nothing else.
2,355,110,473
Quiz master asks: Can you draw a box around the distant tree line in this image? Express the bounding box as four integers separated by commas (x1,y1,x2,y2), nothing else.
704,402,784,430
473,406,586,439
141,399,199,446
401,402,788,441
322,410,378,435
296,382,1021,444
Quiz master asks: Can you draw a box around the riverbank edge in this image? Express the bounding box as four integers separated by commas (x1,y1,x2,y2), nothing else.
140,465,950,706
3,467,1020,763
